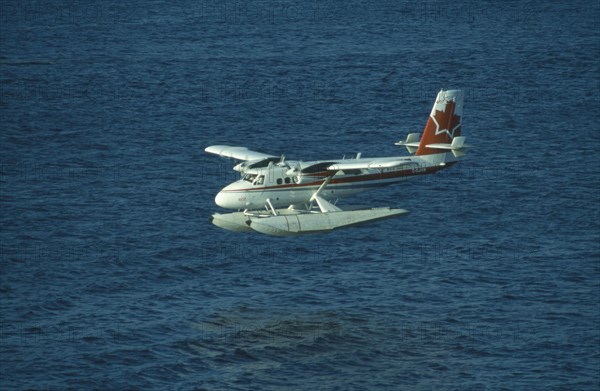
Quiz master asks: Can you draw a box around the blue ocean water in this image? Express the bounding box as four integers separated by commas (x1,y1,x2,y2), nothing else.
1,0,599,389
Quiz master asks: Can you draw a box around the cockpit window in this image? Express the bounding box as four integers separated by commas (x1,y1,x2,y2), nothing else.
254,175,264,185
243,174,257,182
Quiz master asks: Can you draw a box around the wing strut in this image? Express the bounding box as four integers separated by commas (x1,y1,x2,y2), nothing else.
265,198,278,216
309,176,342,213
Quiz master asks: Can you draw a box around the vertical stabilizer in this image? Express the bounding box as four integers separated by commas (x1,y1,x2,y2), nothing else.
415,90,464,156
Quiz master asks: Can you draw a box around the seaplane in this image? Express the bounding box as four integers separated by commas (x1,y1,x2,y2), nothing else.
206,89,469,236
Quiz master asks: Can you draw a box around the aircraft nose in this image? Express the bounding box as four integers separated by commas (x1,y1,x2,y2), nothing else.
215,192,230,208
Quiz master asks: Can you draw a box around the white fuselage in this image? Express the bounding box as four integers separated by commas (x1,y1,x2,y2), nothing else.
215,152,457,210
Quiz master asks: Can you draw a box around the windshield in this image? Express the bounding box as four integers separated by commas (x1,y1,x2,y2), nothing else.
242,174,264,186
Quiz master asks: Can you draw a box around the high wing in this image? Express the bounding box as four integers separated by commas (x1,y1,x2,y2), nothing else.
205,145,281,173
326,157,415,171
205,145,277,161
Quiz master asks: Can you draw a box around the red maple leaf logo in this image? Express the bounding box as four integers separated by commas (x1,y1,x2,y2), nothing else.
431,99,461,139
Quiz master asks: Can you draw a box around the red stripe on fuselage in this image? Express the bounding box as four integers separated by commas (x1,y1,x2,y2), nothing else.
222,162,455,192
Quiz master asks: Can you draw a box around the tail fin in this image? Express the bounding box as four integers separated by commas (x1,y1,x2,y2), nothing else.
415,89,464,156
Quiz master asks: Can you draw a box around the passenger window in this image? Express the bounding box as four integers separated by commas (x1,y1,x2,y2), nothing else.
277,178,282,185
284,177,290,184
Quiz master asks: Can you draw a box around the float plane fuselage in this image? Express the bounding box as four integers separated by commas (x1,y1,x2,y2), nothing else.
206,89,469,236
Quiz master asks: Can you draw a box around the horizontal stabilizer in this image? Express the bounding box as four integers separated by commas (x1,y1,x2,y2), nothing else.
394,133,421,154
425,136,470,158
451,136,466,148
425,136,470,150
205,145,276,161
